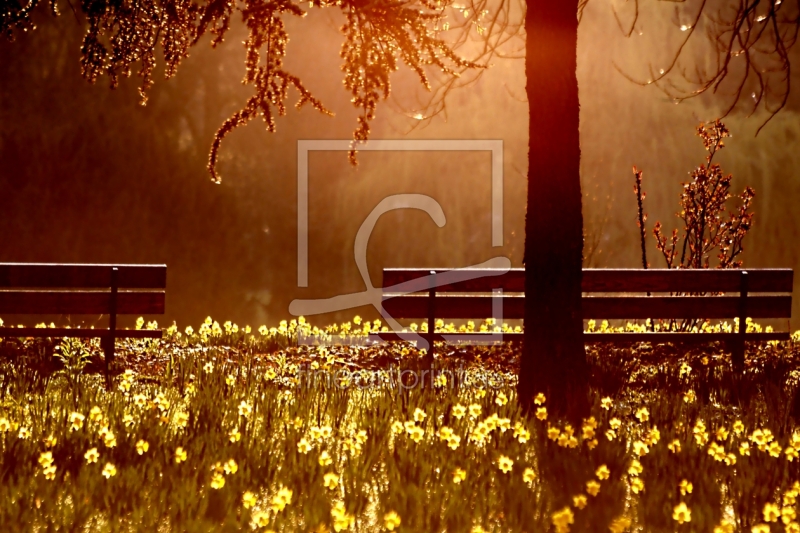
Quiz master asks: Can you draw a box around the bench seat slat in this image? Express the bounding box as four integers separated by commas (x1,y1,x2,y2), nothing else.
383,268,794,294
0,328,162,339
0,264,167,289
0,291,165,315
367,331,790,343
381,295,791,319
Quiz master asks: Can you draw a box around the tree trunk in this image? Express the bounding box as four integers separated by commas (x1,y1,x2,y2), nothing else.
518,0,589,416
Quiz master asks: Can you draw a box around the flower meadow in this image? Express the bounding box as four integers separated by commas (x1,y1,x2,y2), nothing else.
2,317,800,532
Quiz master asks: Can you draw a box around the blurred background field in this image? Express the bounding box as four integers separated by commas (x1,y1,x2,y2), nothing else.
2,1,799,329
2,318,800,531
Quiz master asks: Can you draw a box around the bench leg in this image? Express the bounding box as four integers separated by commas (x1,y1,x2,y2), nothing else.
732,339,745,373
733,270,748,374
105,267,119,389
425,271,437,365
103,336,114,388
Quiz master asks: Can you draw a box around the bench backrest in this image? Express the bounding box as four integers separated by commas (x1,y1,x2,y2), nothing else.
0,263,166,315
381,268,793,320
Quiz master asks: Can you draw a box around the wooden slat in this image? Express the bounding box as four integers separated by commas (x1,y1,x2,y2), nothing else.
381,295,792,319
382,268,794,293
382,294,525,318
0,264,167,289
383,268,524,293
0,328,162,339
582,269,793,293
0,291,165,315
367,331,790,343
583,296,792,319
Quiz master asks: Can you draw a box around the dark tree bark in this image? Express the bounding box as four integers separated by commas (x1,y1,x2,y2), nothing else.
518,0,590,416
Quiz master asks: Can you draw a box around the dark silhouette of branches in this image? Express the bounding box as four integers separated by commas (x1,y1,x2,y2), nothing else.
392,0,525,130
613,0,800,133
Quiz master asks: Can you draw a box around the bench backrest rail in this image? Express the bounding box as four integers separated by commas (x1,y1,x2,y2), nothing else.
382,268,793,294
377,268,793,370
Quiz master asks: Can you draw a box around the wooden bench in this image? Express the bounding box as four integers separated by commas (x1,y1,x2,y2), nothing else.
0,263,166,380
370,268,794,369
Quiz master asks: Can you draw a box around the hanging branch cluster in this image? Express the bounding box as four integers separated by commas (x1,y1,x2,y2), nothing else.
340,0,483,163
615,0,800,130
2,0,484,181
651,120,756,270
208,0,332,182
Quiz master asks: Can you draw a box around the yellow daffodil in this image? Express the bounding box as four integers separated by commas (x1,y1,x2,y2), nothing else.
42,464,56,480
331,501,354,531
468,404,482,419
297,438,313,454
497,455,513,474
210,472,225,489
407,426,424,444
324,472,339,490
384,511,401,531
523,467,536,484
84,447,99,464
551,507,574,533
174,447,187,464
238,401,252,418
740,442,751,456
136,440,149,455
242,491,257,509
447,434,461,450
102,463,116,479
38,451,53,467
764,503,781,522
672,502,691,524
633,440,649,456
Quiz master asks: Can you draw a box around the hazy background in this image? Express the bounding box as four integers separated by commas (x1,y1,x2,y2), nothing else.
2,1,799,330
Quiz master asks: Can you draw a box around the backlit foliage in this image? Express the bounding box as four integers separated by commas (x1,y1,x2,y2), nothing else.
636,120,755,271
1,0,486,182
